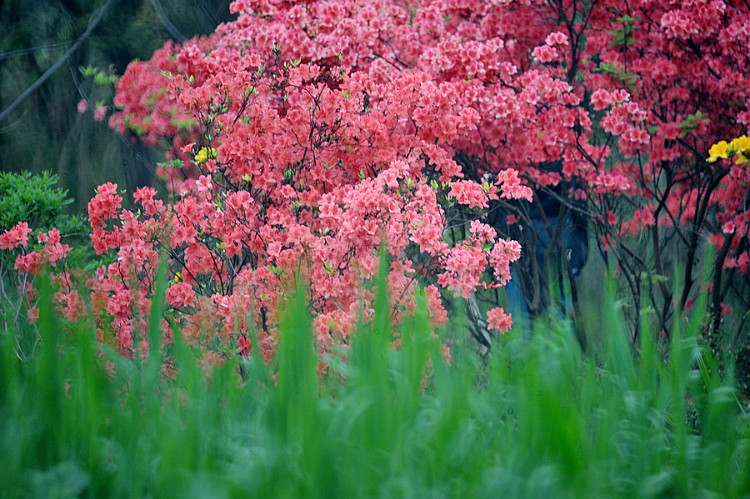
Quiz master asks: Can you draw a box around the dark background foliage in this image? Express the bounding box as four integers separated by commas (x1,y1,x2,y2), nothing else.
0,0,232,211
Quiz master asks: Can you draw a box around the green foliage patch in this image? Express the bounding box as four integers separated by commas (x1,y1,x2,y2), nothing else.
0,170,71,232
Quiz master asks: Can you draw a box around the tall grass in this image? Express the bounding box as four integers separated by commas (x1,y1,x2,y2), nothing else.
1,263,748,498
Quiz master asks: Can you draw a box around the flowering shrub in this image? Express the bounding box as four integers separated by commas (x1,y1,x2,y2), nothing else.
5,0,750,358
3,53,530,360
0,172,92,346
109,0,750,338
573,5,750,344
701,135,750,339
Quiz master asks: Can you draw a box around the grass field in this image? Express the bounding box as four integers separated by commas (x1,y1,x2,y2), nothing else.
1,265,748,499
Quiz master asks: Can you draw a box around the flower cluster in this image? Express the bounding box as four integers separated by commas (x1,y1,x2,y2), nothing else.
707,135,750,164
0,221,31,250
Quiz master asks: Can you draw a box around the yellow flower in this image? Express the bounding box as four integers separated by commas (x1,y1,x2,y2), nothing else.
730,135,750,155
737,153,748,165
194,147,215,164
707,140,729,162
195,148,208,163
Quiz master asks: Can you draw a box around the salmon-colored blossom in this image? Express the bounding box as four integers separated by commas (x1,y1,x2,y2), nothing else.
487,307,513,333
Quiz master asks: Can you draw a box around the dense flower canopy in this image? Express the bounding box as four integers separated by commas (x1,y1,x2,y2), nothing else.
3,0,750,358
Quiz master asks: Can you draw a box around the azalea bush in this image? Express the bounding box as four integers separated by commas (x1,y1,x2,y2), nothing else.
93,46,536,360
1,58,531,361
3,0,750,360
107,0,750,338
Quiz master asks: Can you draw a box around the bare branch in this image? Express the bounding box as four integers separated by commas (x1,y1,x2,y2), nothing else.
0,41,73,62
0,0,118,124
149,0,187,43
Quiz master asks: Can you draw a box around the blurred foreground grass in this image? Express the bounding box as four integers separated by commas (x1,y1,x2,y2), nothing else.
1,263,748,499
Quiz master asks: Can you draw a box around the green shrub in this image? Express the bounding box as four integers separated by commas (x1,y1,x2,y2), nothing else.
0,171,72,232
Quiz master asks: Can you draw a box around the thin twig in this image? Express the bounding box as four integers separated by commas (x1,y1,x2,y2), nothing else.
0,0,118,124
149,0,187,42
